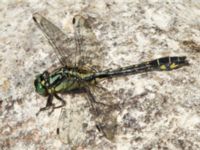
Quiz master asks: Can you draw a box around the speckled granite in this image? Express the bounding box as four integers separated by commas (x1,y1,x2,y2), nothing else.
0,0,200,150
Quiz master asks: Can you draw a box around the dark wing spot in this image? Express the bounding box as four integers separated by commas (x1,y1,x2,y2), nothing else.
33,16,37,23
72,17,76,24
56,128,60,135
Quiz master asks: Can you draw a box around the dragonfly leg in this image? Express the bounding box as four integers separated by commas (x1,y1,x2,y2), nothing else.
36,94,53,116
48,94,66,116
48,103,56,116
54,94,66,108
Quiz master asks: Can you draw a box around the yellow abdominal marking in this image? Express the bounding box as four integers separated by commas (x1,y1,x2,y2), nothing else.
160,65,167,70
170,63,178,69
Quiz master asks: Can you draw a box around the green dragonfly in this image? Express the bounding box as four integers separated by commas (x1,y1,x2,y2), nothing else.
33,13,189,145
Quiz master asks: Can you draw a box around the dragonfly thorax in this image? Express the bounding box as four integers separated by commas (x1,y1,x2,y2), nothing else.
35,67,95,96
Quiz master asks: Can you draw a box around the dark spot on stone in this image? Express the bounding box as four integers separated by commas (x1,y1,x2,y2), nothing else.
113,42,117,46
56,128,59,135
135,136,142,142
182,40,200,53
82,123,88,129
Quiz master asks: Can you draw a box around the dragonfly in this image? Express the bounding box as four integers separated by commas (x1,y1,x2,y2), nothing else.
33,13,189,146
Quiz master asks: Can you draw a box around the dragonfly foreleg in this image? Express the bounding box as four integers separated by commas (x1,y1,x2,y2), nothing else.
36,94,54,116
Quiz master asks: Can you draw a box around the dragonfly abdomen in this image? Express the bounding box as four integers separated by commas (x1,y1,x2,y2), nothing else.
92,56,189,79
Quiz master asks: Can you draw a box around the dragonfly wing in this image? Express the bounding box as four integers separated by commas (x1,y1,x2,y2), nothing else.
86,85,120,141
72,14,105,71
33,13,76,66
57,94,95,147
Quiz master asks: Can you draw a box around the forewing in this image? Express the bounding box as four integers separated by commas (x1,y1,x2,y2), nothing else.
33,13,75,66
72,14,105,70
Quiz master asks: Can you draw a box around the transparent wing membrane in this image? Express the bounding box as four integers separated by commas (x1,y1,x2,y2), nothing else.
56,85,120,144
56,94,94,147
33,13,105,70
72,14,104,70
33,13,76,66
86,85,120,141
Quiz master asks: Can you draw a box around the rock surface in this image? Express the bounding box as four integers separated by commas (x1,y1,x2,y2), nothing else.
0,0,200,150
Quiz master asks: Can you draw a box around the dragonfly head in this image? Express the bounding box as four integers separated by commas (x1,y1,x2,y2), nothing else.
34,71,49,96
